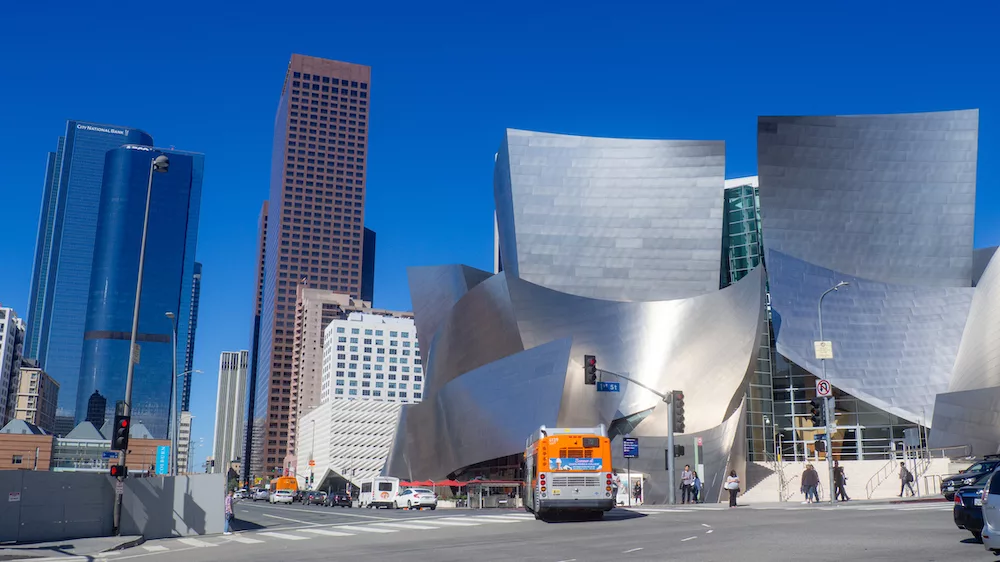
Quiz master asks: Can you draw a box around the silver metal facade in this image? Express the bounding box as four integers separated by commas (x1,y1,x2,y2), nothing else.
759,111,979,288
759,110,982,427
385,264,764,481
495,129,726,302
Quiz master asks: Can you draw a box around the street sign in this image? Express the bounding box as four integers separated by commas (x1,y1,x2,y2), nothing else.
596,382,620,392
816,379,832,397
308,460,316,467
115,481,124,496
102,451,119,459
623,437,639,459
8,492,20,502
814,433,826,440
696,437,703,446
814,341,833,360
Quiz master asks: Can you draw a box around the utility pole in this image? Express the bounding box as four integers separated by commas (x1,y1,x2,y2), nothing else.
596,368,676,505
818,281,848,506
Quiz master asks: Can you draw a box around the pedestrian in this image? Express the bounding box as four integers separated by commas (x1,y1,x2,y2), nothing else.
633,481,642,504
680,464,695,504
833,460,850,501
692,471,702,503
725,470,740,508
224,490,234,535
899,462,916,497
801,464,820,504
612,472,622,504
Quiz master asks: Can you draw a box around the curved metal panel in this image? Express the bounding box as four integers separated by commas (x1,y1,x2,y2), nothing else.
495,129,726,302
407,264,493,367
973,247,998,287
948,251,1000,392
423,273,524,395
758,110,979,288
385,338,570,480
767,249,973,423
929,387,1000,455
506,266,765,434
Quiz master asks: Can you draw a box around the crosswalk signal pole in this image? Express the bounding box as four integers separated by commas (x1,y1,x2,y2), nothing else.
666,393,675,506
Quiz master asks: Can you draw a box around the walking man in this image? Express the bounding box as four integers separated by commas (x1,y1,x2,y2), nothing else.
833,460,850,501
224,490,234,535
680,464,695,504
899,462,916,497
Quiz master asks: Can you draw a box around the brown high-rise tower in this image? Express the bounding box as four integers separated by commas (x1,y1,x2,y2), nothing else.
249,54,372,478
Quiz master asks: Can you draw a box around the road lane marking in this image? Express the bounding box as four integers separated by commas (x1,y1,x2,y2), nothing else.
299,528,356,537
336,525,398,534
228,535,266,544
241,504,393,520
372,522,442,530
143,545,169,552
460,516,520,524
706,529,714,534
623,547,643,553
177,538,217,548
701,523,712,528
557,559,577,562
262,513,322,525
681,536,697,542
426,519,482,526
259,531,310,541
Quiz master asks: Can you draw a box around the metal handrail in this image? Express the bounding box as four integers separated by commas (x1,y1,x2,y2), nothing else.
864,457,898,499
763,451,798,502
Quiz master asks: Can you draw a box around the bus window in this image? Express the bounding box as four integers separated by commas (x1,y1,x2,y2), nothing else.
582,438,600,448
362,483,372,493
378,482,393,492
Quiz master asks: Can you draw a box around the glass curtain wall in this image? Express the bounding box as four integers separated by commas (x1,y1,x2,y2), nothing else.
721,184,775,462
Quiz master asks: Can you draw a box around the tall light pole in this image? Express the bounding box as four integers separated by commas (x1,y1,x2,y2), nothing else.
114,154,169,535
165,311,178,476
818,280,849,505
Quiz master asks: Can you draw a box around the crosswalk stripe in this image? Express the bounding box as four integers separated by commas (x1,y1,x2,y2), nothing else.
461,516,520,524
143,545,169,552
371,522,441,530
177,538,217,548
299,528,357,537
425,518,482,526
228,535,266,544
336,525,398,534
259,532,310,541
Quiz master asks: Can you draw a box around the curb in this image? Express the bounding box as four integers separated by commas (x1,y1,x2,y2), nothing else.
104,536,145,552
888,498,948,505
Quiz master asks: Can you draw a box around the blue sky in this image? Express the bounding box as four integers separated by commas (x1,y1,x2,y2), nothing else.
1,0,997,471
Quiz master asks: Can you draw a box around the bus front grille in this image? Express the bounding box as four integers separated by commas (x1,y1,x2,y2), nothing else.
551,476,601,487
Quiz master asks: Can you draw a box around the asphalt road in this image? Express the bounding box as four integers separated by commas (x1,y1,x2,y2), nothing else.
27,501,995,562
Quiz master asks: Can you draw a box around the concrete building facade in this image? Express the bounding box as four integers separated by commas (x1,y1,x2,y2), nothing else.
0,307,26,425
10,360,60,433
213,351,248,473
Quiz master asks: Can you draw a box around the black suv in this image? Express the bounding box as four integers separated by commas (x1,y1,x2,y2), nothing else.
327,491,353,508
942,455,1000,501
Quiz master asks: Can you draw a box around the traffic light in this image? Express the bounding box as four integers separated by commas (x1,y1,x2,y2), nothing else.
584,355,597,385
109,464,128,478
310,474,315,485
809,398,825,427
814,438,827,453
674,445,686,458
672,390,685,434
112,414,130,451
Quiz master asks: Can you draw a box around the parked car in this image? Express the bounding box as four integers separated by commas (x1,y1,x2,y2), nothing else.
271,489,295,504
394,488,438,510
980,470,1000,551
327,492,353,507
943,455,1000,501
954,471,995,541
306,491,328,505
234,489,249,500
253,489,269,502
292,490,307,503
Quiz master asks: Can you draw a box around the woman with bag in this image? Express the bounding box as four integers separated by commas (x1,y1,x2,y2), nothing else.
725,470,741,508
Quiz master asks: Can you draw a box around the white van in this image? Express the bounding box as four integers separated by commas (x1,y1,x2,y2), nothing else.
359,477,400,509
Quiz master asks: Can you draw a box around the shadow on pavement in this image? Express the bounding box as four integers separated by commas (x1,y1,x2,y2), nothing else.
541,509,647,524
231,519,266,532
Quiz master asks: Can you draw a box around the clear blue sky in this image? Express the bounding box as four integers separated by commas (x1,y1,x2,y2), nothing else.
1,1,997,471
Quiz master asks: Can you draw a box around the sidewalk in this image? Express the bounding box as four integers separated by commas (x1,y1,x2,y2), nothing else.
0,535,143,561
678,495,948,509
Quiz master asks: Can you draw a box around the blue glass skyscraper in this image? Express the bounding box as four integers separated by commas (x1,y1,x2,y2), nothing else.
76,145,203,438
26,121,154,430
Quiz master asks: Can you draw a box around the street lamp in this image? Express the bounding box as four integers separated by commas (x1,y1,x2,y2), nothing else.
114,154,168,535
818,280,849,505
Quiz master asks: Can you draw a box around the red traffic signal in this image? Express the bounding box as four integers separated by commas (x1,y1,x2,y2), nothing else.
583,355,597,385
109,465,127,478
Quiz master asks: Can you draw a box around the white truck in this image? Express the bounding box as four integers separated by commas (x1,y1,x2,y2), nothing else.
358,476,400,509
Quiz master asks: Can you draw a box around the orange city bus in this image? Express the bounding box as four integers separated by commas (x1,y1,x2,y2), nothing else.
268,475,299,502
524,424,614,519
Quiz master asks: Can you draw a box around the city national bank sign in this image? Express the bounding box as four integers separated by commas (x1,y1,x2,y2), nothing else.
77,123,130,136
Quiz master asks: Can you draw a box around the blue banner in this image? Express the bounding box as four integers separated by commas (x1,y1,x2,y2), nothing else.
549,457,603,471
155,445,170,475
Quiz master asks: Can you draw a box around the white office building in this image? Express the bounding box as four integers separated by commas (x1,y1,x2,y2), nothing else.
322,313,422,404
294,313,420,490
0,307,26,425
212,351,248,474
